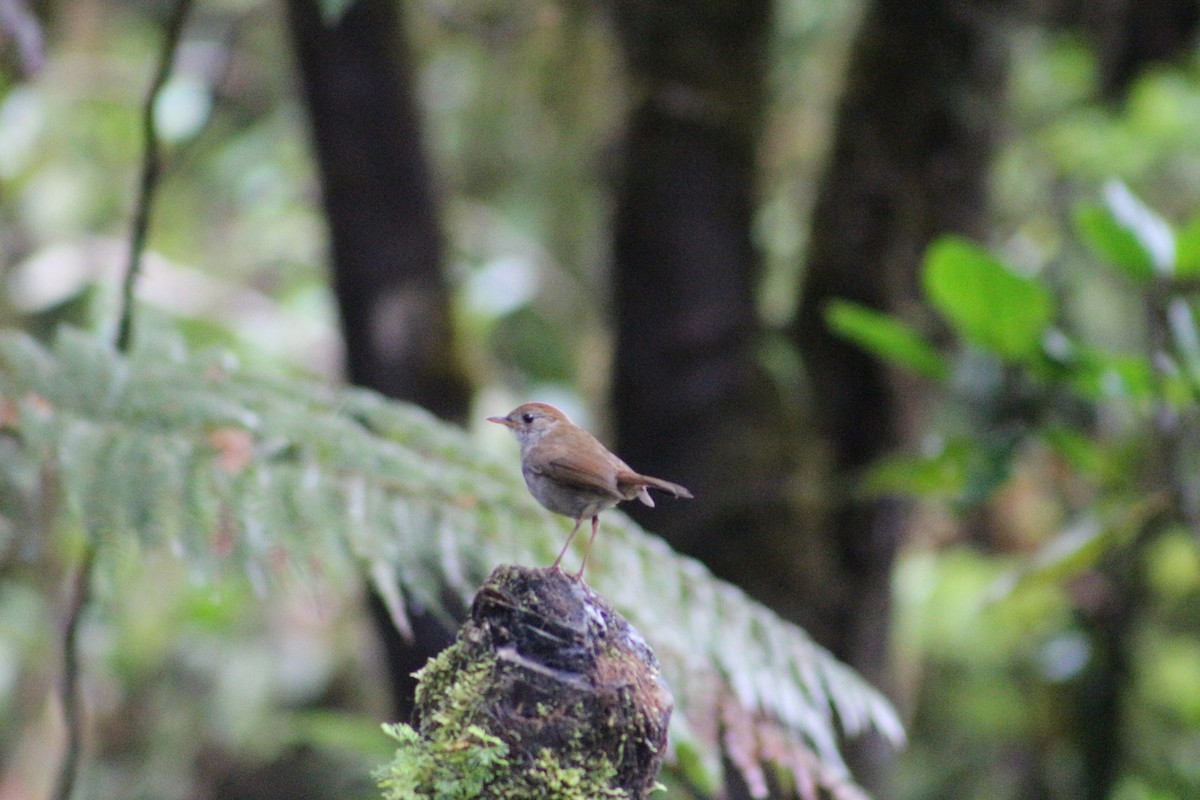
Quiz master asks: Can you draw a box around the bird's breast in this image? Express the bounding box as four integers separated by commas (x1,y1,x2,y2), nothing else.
522,467,619,519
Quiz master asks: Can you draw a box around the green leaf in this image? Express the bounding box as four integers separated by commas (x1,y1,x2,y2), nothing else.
1076,205,1156,281
860,448,967,499
1075,182,1175,280
1103,181,1175,275
922,236,1054,360
1176,213,1200,277
825,301,948,380
1075,203,1156,281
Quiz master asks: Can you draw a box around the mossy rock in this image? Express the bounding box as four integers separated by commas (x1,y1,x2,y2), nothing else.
376,564,673,800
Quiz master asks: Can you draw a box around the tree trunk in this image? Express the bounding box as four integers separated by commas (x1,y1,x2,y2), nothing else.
285,0,469,721
285,0,470,423
790,0,1012,784
608,0,819,628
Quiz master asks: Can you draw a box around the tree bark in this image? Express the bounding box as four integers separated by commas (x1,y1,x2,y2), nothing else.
285,0,470,722
790,0,1013,784
608,0,818,627
285,0,470,424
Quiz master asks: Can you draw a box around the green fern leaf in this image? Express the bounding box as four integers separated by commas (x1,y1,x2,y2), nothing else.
0,327,904,797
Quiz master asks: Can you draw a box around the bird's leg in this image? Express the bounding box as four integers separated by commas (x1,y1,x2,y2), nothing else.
572,516,601,580
552,517,584,570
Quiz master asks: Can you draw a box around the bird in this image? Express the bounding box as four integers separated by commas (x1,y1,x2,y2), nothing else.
487,402,693,578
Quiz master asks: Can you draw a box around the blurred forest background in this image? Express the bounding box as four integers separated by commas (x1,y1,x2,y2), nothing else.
2,0,1200,799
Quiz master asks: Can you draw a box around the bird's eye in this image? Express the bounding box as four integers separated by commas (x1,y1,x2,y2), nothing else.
522,413,535,424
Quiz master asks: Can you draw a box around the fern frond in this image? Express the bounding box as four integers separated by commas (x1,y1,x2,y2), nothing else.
0,328,904,797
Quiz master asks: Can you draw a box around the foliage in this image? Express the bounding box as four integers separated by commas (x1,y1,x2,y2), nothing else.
829,184,1200,799
376,723,512,800
6,4,1200,800
825,302,947,380
0,327,902,798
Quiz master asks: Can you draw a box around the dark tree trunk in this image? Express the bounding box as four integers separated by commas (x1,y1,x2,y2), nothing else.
285,0,469,722
608,0,819,627
790,0,1013,784
285,0,470,423
1063,0,1200,100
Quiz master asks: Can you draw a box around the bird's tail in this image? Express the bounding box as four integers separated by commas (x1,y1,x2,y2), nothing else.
636,475,694,505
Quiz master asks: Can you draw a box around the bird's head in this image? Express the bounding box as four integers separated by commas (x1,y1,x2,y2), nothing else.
487,402,570,447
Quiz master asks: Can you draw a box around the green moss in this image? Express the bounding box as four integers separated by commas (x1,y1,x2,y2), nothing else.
375,722,509,800
375,722,632,800
375,639,635,800
375,644,508,800
412,637,495,732
508,748,626,799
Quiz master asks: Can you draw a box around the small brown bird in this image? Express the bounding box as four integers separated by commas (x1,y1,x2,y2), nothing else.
488,402,693,577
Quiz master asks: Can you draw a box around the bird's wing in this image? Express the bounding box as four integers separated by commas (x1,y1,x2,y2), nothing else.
534,455,624,499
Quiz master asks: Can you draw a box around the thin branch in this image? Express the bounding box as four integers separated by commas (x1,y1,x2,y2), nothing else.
115,0,194,353
52,545,95,800
1163,275,1200,295
52,3,194,799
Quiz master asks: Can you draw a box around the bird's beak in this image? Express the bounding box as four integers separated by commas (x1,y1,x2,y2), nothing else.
487,416,514,428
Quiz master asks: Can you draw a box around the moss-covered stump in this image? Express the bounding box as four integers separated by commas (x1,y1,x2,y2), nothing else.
375,564,673,800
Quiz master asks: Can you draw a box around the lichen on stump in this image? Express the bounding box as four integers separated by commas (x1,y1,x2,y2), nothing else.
375,564,673,800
